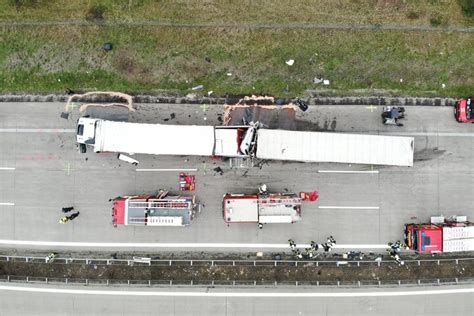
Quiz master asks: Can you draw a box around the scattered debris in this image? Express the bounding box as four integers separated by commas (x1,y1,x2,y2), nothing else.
441,83,446,88
205,57,211,63
65,88,75,95
117,153,139,166
102,43,113,51
60,112,69,120
313,77,323,84
226,72,232,76
192,85,204,91
400,78,404,83
323,80,330,85
285,59,295,66
283,85,289,93
213,166,224,175
170,113,176,119
207,91,213,96
295,98,308,112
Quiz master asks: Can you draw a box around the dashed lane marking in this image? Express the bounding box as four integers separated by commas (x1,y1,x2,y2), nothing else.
318,170,379,174
136,169,198,172
318,206,380,210
0,128,75,133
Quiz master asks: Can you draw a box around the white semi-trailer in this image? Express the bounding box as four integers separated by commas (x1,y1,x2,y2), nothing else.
76,117,414,166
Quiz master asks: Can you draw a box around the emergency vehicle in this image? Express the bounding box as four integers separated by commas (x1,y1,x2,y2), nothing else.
404,216,474,253
454,97,474,123
111,191,200,227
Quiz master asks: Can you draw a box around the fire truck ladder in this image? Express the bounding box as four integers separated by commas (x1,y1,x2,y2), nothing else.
128,200,191,209
257,197,302,205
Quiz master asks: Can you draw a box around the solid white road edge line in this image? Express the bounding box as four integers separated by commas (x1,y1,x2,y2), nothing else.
0,128,75,133
136,169,198,172
0,240,387,249
318,206,380,210
0,203,15,206
318,170,379,174
1,285,474,297
0,167,15,170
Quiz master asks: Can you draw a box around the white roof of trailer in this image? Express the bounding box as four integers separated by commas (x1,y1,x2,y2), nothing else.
256,129,414,167
95,121,216,156
214,128,239,156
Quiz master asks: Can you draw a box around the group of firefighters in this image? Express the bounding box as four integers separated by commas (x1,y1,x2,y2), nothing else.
288,237,406,265
288,236,337,259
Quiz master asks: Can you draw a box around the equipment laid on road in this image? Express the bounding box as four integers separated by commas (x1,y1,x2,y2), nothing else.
179,173,195,191
382,106,405,126
76,117,414,166
111,190,200,227
222,186,318,225
454,97,474,123
404,215,474,253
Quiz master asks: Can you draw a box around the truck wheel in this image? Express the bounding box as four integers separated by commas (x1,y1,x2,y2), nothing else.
79,143,87,153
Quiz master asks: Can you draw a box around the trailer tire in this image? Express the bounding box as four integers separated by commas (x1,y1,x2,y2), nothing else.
79,143,87,153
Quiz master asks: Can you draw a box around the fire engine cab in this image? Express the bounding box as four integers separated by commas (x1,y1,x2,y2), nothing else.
454,97,474,123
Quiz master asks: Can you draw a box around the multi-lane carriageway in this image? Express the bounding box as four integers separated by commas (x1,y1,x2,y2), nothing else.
0,102,473,252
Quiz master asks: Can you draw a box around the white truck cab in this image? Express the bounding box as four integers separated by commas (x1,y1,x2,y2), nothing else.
76,117,99,145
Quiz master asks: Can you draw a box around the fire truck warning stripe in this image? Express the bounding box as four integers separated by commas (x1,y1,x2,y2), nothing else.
1,285,474,297
0,240,387,249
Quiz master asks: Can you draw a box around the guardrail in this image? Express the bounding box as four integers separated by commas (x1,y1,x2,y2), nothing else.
1,255,474,267
1,275,474,288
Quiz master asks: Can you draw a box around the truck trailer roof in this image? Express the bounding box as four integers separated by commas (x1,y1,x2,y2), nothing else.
94,120,216,156
255,129,414,167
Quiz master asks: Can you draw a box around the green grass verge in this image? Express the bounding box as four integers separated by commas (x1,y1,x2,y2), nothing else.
0,1,473,97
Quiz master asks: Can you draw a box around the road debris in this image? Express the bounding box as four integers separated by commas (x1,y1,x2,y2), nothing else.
192,85,204,91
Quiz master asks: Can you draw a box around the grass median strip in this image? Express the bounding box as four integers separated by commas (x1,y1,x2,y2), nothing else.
1,257,473,284
0,1,472,96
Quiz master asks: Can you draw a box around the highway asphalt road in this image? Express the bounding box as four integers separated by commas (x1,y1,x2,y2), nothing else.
0,284,474,316
0,102,473,251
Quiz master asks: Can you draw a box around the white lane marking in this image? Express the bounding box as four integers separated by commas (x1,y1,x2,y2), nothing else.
1,285,474,297
0,167,15,170
318,170,379,174
0,240,387,249
0,128,75,133
318,206,379,210
380,132,474,137
136,168,198,172
0,203,14,206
